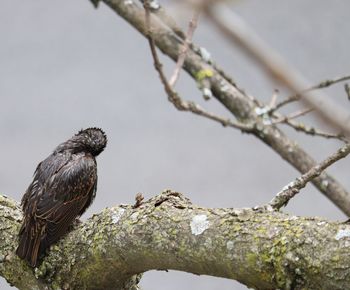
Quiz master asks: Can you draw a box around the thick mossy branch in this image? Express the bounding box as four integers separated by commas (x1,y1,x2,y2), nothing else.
1,191,350,290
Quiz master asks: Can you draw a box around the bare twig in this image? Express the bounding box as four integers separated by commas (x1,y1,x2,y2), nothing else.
203,2,350,137
269,143,350,210
283,119,346,141
260,105,345,141
272,108,313,125
269,108,346,141
308,75,350,91
133,192,145,208
273,75,350,111
169,9,201,87
345,83,350,101
268,89,279,109
143,1,248,128
102,0,350,215
140,0,241,92
144,1,253,131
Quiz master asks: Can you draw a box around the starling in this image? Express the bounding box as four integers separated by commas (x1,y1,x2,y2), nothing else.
16,128,107,267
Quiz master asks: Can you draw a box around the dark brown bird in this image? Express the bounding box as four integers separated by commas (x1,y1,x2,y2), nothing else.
16,128,107,267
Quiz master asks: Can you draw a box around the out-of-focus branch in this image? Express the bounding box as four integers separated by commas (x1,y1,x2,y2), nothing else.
203,3,350,138
98,0,350,216
144,0,253,131
269,143,350,210
168,9,200,87
147,28,253,131
3,191,350,290
273,75,350,112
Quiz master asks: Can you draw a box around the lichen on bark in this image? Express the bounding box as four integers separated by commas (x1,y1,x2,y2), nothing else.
1,191,350,289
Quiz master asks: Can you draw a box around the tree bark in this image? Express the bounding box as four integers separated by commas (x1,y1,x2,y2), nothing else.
98,0,350,216
1,191,350,290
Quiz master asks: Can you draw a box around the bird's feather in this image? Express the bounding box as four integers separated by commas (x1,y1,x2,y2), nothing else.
17,152,97,267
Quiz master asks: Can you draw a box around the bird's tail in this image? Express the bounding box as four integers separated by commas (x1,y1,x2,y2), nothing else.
16,219,46,267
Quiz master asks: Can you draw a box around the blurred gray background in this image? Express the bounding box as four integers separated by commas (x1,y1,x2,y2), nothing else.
1,0,349,289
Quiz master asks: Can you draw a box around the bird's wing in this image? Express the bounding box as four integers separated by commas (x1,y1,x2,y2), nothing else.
17,153,97,266
35,153,97,243
21,152,71,211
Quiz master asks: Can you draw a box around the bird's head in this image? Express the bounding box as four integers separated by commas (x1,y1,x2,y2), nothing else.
55,127,107,156
75,127,107,156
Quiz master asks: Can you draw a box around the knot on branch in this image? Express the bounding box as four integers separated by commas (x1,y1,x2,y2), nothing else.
152,190,192,209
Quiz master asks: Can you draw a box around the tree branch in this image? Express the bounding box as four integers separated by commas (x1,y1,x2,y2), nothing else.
269,143,350,210
203,2,350,137
272,75,350,112
282,118,346,140
168,9,200,88
271,108,314,125
143,1,253,132
2,191,350,289
99,0,350,215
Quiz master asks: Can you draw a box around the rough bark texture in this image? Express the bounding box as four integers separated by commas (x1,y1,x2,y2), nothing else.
1,191,350,290
99,0,350,216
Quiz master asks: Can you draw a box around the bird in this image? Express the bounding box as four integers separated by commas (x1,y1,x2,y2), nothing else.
16,127,107,267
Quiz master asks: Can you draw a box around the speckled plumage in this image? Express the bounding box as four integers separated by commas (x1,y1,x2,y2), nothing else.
16,128,107,267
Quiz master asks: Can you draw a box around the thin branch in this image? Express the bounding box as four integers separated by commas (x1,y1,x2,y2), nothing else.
283,119,346,141
143,1,243,89
272,108,313,125
345,83,350,101
144,1,253,132
140,0,248,100
266,96,346,142
203,2,350,138
268,107,347,141
308,75,350,91
273,75,350,111
269,143,350,210
265,108,346,140
268,89,278,109
102,0,350,215
168,9,201,87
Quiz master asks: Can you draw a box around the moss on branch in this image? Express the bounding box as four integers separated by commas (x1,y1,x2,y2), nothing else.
1,191,350,289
